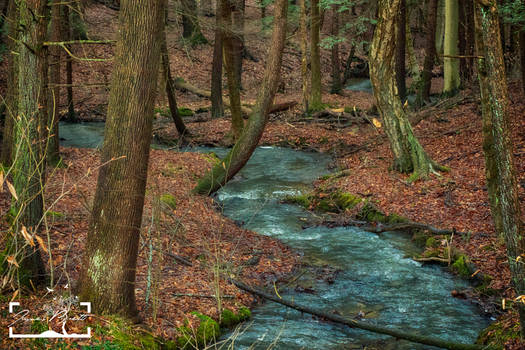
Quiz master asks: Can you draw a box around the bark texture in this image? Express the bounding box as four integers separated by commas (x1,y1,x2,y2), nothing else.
310,0,322,110
299,0,309,112
474,0,525,336
1,0,18,166
443,0,460,93
395,0,406,102
330,6,341,94
418,0,438,104
78,0,164,317
193,0,288,194
13,0,49,285
211,0,224,118
370,0,446,181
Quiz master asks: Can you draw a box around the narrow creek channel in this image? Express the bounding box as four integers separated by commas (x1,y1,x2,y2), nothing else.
60,122,490,349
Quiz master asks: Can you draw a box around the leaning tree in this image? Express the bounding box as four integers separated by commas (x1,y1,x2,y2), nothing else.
78,0,164,317
369,0,447,182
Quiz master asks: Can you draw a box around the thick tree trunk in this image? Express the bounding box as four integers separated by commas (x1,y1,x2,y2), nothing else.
330,6,341,94
418,0,438,104
193,0,288,194
370,0,446,181
443,0,459,94
299,0,309,112
310,0,322,110
161,11,188,136
222,0,243,139
12,0,49,285
47,0,62,164
78,0,164,317
1,0,18,166
474,0,525,337
211,0,224,118
395,0,406,102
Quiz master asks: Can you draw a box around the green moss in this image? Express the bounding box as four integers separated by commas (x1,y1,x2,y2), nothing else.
177,312,220,349
412,231,428,248
160,194,177,210
358,202,387,222
477,316,519,348
283,193,313,208
46,210,65,219
425,237,439,248
220,307,251,329
451,255,472,277
178,107,194,116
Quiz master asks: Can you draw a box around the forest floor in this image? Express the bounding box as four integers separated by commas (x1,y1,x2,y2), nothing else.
1,1,525,349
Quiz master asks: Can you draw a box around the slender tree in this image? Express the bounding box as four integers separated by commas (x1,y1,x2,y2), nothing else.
161,5,188,136
222,0,243,139
232,0,245,89
330,6,342,94
78,0,164,316
47,0,62,164
310,0,322,110
211,0,224,118
12,0,49,285
395,0,407,101
63,4,78,122
194,0,289,194
417,0,438,104
299,0,309,112
443,0,460,94
474,0,525,337
370,0,447,181
181,0,207,45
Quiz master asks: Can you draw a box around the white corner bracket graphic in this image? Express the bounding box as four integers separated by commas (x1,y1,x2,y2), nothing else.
9,301,92,339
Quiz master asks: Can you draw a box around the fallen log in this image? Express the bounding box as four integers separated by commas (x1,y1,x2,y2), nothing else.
173,78,296,115
230,279,495,350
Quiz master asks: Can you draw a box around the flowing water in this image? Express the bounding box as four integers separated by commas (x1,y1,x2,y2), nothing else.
60,122,490,349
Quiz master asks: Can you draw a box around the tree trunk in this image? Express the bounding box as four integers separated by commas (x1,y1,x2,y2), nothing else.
211,0,224,118
1,0,18,166
395,0,406,102
12,0,49,285
405,8,419,80
443,0,459,94
435,0,445,60
310,0,322,110
161,9,188,136
299,0,309,112
330,6,341,94
418,0,438,104
47,0,62,164
78,0,164,317
193,0,288,195
63,4,78,122
181,0,207,45
370,0,446,181
222,0,243,139
232,0,244,89
520,19,525,94
474,0,525,337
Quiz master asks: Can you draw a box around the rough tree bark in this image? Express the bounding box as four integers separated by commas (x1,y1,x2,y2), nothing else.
474,0,525,337
395,0,406,102
310,0,322,110
12,0,49,285
63,4,78,122
443,0,460,94
211,0,224,118
47,0,62,164
193,0,288,195
1,0,18,166
78,0,164,317
370,0,447,181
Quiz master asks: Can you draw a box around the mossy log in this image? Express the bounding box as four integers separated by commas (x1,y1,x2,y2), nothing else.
230,279,497,350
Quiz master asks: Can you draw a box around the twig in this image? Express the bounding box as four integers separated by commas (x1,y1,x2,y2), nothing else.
173,293,234,299
152,246,192,266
